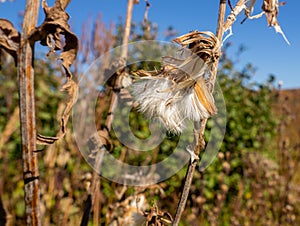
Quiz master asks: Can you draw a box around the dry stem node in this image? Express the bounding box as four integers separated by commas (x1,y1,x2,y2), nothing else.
132,31,220,134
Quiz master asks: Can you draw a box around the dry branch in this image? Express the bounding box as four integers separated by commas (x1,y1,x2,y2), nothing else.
172,0,226,225
18,0,41,225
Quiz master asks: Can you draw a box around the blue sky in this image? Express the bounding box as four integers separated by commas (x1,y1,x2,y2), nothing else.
1,0,300,89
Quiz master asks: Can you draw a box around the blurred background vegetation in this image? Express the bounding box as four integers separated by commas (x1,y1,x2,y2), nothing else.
0,14,300,226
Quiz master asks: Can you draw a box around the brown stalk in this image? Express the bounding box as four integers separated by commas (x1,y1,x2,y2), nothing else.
172,1,227,225
81,1,137,225
121,0,135,59
17,0,41,225
105,0,135,131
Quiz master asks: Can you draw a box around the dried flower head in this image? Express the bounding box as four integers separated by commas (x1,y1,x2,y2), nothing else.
132,31,220,134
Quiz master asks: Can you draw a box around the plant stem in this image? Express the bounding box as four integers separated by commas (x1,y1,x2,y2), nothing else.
80,1,136,225
172,1,227,225
211,0,227,84
172,160,197,226
106,0,135,130
121,0,135,59
18,0,41,225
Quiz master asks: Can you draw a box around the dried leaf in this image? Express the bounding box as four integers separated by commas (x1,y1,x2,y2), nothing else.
33,0,79,145
57,79,78,136
37,79,78,145
30,0,79,77
244,0,290,44
173,31,220,64
0,19,20,68
262,0,290,44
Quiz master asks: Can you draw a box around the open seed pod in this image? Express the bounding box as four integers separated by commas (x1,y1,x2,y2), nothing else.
132,31,220,133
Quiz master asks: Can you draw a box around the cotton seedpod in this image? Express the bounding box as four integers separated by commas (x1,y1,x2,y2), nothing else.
132,31,220,134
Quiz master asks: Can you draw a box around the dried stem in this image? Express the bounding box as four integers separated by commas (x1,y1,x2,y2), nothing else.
18,0,41,225
223,0,246,32
172,1,227,225
211,0,227,84
106,0,135,130
121,0,135,59
172,156,197,226
81,1,136,225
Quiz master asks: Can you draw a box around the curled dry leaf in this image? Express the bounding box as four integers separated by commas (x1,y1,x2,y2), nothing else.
225,0,289,44
30,0,79,78
31,0,79,145
57,79,78,136
132,31,220,133
244,0,290,44
0,19,20,68
262,0,289,44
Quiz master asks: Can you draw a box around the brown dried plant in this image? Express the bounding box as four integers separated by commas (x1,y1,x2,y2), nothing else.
0,19,20,68
80,1,138,225
31,0,79,145
171,0,290,224
0,0,78,224
0,0,292,225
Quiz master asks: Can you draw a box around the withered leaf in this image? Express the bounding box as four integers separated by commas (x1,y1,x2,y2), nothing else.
57,79,78,136
30,0,78,78
37,78,78,146
243,0,290,44
34,0,79,145
0,19,20,68
262,0,290,44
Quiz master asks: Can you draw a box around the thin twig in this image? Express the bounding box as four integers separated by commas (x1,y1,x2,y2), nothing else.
172,1,227,225
18,0,41,225
172,156,197,226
